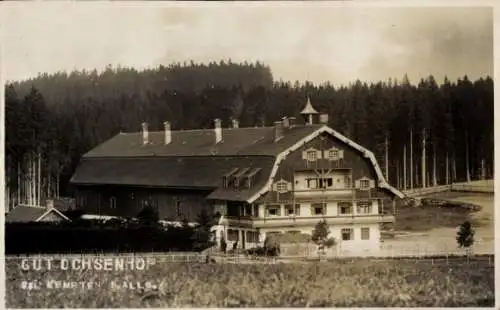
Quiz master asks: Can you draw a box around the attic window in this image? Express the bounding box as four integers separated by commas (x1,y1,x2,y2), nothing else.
360,179,370,190
244,168,262,189
306,150,317,162
232,167,251,189
232,178,240,188
276,181,289,193
328,149,339,160
223,168,239,188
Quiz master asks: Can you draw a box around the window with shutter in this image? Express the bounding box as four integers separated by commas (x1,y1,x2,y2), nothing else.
246,231,259,243
357,200,372,214
327,148,341,160
266,205,281,216
338,202,353,215
344,176,351,188
244,205,252,216
361,227,370,240
285,204,301,216
306,178,318,189
360,179,370,190
341,228,354,241
355,179,361,189
306,150,317,162
276,180,289,193
311,203,325,215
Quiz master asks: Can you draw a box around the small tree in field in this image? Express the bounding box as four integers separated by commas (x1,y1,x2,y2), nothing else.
191,208,216,251
457,220,475,256
312,220,336,255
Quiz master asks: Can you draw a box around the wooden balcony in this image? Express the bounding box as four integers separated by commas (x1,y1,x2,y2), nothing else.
293,188,354,199
223,214,394,229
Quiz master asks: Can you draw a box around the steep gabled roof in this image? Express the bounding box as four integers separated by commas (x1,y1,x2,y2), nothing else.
247,125,404,202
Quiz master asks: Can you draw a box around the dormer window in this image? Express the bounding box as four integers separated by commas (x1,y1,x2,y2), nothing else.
223,168,239,188
232,167,251,189
232,177,240,188
244,168,262,189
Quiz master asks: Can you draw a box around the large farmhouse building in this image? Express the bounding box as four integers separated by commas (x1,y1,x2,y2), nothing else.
70,98,404,254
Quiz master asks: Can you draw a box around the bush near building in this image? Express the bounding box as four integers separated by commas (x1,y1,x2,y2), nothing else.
5,209,215,254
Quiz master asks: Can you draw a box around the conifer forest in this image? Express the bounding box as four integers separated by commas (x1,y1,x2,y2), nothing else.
4,60,494,210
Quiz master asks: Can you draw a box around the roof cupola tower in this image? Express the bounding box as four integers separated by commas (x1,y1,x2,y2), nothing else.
300,96,319,125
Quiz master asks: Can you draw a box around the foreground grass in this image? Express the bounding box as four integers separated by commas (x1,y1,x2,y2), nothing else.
5,257,494,307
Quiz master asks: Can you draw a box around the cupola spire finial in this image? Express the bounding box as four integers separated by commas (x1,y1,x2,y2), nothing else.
300,96,319,125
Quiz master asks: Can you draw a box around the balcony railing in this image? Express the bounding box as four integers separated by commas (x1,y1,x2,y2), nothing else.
224,214,394,228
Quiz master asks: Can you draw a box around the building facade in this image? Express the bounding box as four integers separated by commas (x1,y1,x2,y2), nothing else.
70,98,404,255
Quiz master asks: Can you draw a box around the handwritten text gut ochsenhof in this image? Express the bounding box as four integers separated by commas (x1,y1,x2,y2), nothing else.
20,257,156,271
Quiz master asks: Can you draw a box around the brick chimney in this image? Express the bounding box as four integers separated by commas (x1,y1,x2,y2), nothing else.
141,122,149,145
164,121,171,145
274,121,284,142
214,118,222,144
319,113,329,125
231,118,239,129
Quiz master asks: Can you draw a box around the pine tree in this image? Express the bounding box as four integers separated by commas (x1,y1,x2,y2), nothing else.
457,221,475,256
311,220,336,255
136,204,160,228
191,208,216,251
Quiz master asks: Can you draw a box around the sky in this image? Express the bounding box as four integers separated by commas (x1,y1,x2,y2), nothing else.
0,2,494,86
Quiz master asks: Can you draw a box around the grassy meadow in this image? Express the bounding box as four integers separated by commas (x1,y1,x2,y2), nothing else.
5,256,494,308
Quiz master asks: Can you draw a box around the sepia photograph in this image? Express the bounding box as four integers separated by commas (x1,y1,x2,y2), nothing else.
1,1,495,308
